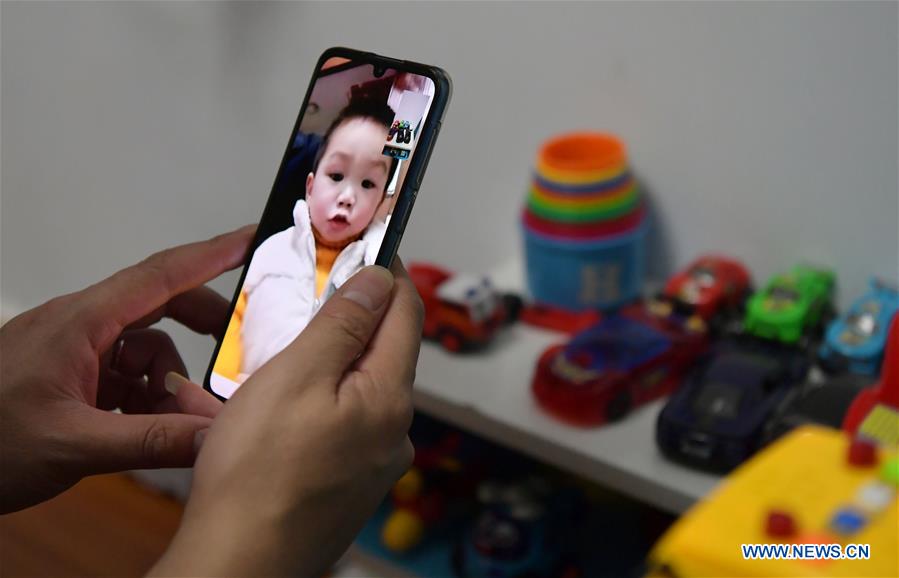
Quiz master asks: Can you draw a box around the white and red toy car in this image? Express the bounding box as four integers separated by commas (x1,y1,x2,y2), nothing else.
409,263,521,352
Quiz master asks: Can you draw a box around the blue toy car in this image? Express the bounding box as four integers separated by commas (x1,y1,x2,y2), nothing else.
656,341,809,472
819,278,899,376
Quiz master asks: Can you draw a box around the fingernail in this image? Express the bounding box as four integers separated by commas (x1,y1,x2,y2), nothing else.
343,266,394,311
193,428,209,455
164,371,189,396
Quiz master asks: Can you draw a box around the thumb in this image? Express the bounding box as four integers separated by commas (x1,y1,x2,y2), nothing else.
274,265,395,387
77,407,212,473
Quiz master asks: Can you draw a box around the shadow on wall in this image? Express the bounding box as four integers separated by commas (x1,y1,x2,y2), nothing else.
640,178,673,286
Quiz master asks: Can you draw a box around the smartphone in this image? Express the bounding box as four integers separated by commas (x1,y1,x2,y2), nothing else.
204,47,451,400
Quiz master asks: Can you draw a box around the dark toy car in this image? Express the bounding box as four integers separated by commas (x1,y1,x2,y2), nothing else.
453,477,581,578
656,343,810,472
532,306,708,427
761,374,872,446
384,119,414,159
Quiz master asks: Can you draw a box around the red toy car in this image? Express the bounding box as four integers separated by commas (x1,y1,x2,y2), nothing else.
409,263,519,352
654,255,751,323
532,305,709,427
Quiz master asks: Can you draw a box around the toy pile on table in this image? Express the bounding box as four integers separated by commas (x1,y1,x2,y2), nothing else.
522,133,648,311
649,325,899,577
524,251,899,475
353,415,672,578
409,129,898,481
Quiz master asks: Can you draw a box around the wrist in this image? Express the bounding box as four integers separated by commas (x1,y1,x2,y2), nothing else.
150,504,301,577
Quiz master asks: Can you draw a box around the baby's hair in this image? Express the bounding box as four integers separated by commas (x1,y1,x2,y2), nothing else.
312,98,399,191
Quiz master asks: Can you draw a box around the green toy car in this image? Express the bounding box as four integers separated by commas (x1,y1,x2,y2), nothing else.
744,265,835,344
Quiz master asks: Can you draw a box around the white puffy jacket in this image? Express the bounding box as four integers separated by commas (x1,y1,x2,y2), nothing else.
240,199,387,376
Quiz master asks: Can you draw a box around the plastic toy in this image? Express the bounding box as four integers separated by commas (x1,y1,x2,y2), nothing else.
843,316,899,447
381,432,483,554
744,265,835,344
383,119,414,159
647,426,898,578
819,278,899,376
519,303,602,335
527,180,640,222
762,373,870,446
523,219,649,312
387,120,399,141
453,477,581,578
656,339,811,472
532,305,708,427
523,202,647,240
409,263,519,352
533,166,631,192
388,119,412,144
522,133,647,311
655,255,751,323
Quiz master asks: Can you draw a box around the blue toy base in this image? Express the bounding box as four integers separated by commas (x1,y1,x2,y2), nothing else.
355,501,460,578
523,219,648,312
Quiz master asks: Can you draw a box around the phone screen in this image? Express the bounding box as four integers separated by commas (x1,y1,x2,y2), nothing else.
208,54,441,399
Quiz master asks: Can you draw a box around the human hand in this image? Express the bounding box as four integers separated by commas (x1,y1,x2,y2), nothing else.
0,225,254,513
151,261,423,578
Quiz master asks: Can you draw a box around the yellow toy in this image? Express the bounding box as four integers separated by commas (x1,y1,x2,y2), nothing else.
647,426,897,577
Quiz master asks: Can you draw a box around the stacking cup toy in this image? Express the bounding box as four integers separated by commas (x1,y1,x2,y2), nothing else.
522,133,648,310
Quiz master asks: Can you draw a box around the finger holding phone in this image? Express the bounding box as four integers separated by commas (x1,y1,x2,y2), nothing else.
152,261,424,577
0,229,423,576
0,225,255,514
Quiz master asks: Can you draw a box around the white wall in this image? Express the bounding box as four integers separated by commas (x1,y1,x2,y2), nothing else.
3,1,897,378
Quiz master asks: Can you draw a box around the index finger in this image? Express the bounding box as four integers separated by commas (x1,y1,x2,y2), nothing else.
126,285,231,339
80,224,256,352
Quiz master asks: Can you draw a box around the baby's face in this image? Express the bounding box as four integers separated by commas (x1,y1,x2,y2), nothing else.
306,118,391,244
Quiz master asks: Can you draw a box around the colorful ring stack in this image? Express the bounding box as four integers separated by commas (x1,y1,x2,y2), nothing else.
522,133,648,311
